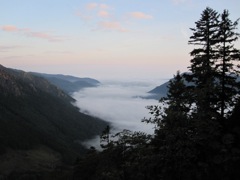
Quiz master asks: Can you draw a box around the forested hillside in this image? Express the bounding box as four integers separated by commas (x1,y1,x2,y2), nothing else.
73,7,240,180
0,65,107,178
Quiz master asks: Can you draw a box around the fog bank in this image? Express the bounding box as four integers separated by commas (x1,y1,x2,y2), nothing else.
72,79,162,148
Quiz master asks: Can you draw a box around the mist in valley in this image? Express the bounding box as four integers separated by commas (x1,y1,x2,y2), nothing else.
72,79,164,148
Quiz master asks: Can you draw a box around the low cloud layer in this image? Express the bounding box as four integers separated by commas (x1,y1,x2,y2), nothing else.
72,80,160,148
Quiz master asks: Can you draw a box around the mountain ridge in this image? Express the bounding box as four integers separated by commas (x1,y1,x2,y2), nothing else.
31,72,100,94
147,73,240,100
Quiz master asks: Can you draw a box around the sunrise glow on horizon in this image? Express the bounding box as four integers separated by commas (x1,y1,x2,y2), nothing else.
1,0,239,80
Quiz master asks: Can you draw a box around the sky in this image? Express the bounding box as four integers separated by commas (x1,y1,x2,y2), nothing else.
0,0,240,80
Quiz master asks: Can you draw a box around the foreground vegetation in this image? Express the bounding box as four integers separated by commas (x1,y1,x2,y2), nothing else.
74,7,240,180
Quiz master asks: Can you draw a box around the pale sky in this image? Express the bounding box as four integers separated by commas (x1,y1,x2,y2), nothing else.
0,0,239,80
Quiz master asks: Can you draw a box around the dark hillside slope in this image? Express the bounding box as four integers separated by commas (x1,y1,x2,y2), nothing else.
0,65,107,175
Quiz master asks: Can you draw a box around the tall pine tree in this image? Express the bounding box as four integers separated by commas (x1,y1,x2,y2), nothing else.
186,7,220,119
215,10,240,118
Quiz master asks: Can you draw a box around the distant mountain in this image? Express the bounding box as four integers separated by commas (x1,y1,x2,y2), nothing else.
31,72,100,94
146,81,169,100
147,73,192,100
147,74,240,100
0,65,107,178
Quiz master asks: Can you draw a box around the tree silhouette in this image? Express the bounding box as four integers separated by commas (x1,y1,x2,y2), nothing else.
215,9,240,118
186,7,220,120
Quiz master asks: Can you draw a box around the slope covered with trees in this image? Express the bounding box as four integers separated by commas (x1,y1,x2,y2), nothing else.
0,65,107,178
74,7,240,180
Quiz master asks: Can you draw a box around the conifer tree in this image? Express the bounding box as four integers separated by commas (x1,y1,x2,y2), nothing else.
161,71,191,129
144,71,190,131
186,7,220,118
144,71,196,179
215,10,240,118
